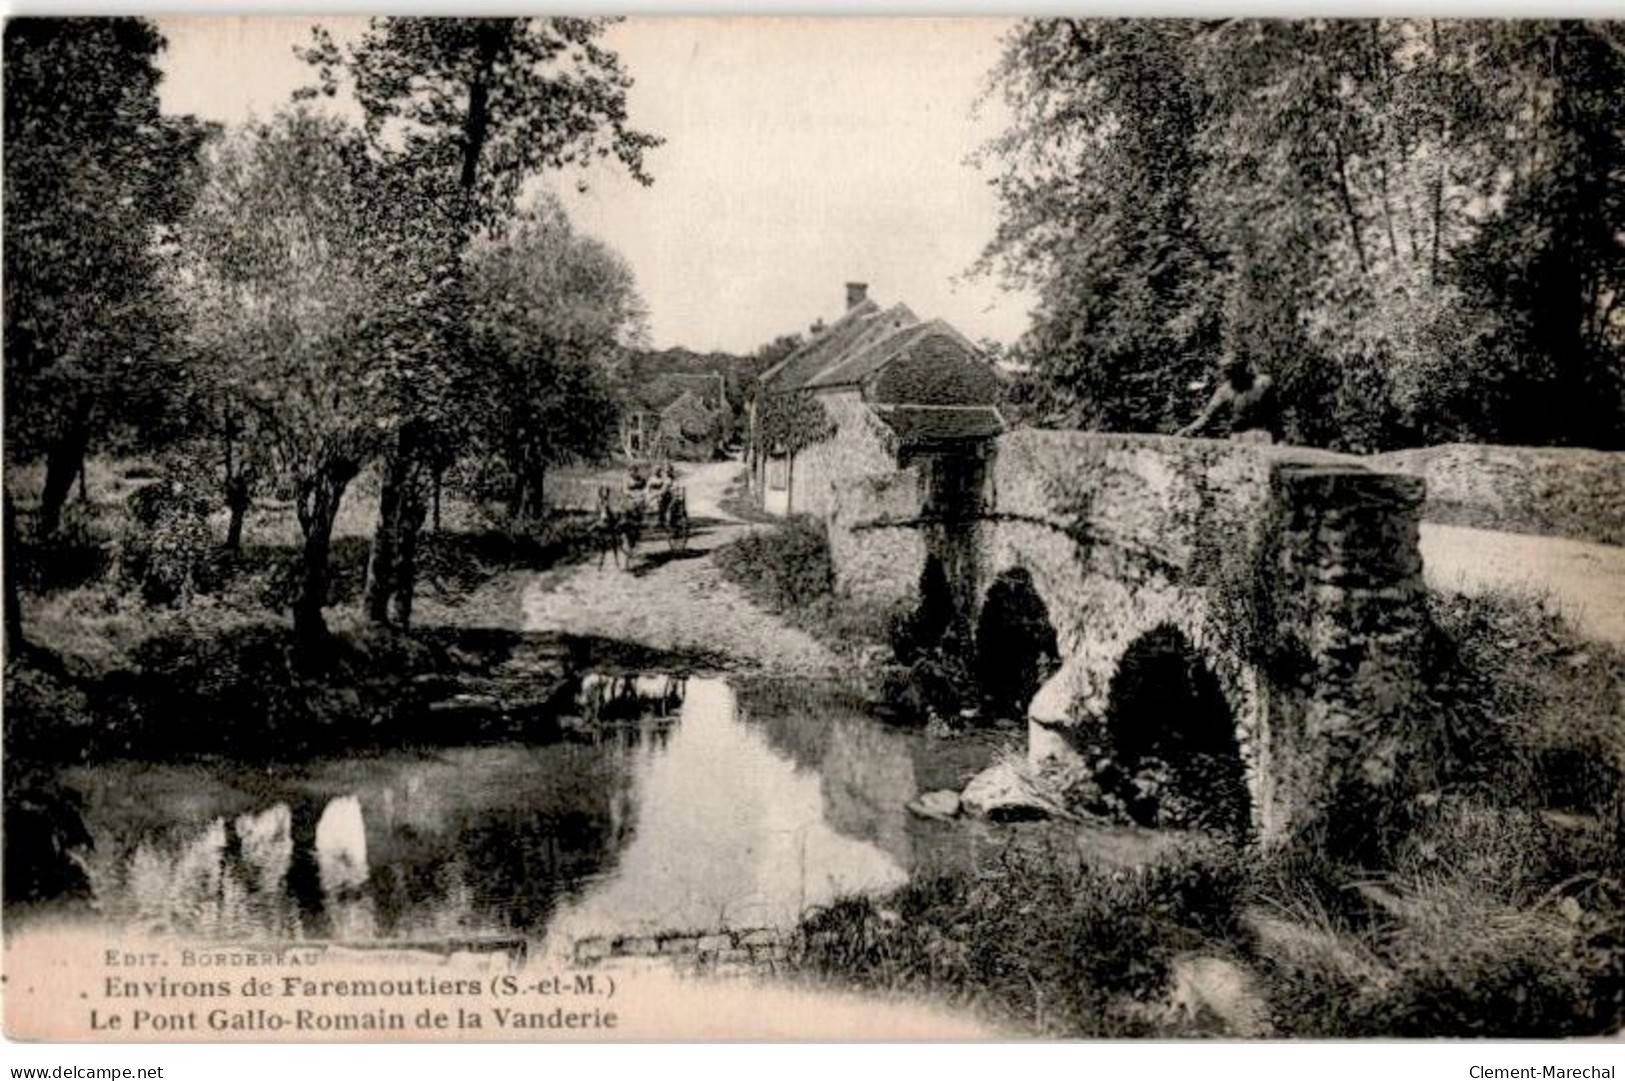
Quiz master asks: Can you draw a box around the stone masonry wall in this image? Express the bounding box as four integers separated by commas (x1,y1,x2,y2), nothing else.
828,465,929,610
1375,443,1625,547
980,432,1286,827
1266,465,1428,843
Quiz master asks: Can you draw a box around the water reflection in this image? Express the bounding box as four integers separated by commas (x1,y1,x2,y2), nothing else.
62,673,981,945
548,680,908,942
574,673,685,724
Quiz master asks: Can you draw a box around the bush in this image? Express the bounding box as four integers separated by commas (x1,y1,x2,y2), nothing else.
1243,805,1625,1038
2,767,92,905
1254,878,1612,1038
714,515,833,612
794,839,1248,1036
1425,591,1625,814
15,500,114,594
116,474,220,605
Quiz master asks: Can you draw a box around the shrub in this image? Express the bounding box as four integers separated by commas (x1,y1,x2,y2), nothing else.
714,515,833,612
116,474,219,605
875,557,981,721
1247,809,1624,1038
1424,591,1625,814
16,499,114,594
2,767,92,905
794,839,1248,1036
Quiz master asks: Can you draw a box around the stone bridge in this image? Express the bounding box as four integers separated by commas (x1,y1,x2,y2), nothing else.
827,430,1432,844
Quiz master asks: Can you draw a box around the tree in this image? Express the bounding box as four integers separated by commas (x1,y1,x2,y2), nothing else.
298,18,660,215
464,195,644,520
744,332,805,477
3,18,210,537
296,17,662,622
172,110,463,646
1442,23,1625,447
976,21,1223,434
979,19,1624,451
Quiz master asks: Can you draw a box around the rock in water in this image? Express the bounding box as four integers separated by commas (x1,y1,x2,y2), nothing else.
906,790,962,821
959,761,1054,821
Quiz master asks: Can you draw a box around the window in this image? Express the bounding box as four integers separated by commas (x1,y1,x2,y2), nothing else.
767,455,789,491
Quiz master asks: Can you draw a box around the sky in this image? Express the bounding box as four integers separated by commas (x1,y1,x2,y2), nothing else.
153,16,1036,354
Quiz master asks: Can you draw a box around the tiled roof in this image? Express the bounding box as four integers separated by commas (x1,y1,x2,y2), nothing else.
872,404,1005,444
867,323,1005,407
759,298,883,393
804,315,933,389
760,296,1001,421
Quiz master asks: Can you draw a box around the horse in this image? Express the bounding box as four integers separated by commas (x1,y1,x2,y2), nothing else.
619,498,644,565
665,486,690,551
594,486,624,570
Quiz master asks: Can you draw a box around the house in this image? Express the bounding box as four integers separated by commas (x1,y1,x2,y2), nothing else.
751,282,1005,518
622,371,731,461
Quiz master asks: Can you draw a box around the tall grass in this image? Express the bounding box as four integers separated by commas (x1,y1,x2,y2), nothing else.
790,589,1625,1038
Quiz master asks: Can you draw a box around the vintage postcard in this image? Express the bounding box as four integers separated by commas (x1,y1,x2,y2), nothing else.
3,14,1624,1044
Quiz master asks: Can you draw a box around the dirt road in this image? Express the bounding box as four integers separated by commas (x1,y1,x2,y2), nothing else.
519,460,839,673
1420,522,1625,646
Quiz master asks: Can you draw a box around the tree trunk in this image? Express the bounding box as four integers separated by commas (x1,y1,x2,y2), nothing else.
460,24,505,190
38,423,89,538
1429,20,1447,286
224,476,253,552
516,457,546,521
363,456,406,625
390,482,428,630
293,471,349,650
4,490,24,659
432,467,443,534
76,459,89,504
1333,138,1370,275
225,501,248,552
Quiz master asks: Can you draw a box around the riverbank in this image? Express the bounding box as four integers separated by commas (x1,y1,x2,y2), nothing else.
5,461,806,764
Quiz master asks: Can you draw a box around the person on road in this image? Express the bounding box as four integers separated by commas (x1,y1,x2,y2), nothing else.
1178,353,1280,444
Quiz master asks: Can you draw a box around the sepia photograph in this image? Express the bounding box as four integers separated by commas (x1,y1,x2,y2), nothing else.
3,12,1624,1046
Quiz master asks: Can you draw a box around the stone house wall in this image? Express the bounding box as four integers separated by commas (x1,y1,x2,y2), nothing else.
785,389,898,520
828,465,929,611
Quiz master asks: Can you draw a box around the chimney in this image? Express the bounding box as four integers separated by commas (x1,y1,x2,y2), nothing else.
845,282,868,310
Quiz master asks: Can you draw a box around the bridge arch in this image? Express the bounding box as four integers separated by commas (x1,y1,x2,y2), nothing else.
1103,623,1253,836
1010,583,1270,834
973,566,1060,722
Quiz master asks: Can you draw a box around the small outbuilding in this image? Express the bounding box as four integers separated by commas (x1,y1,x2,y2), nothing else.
622,371,731,461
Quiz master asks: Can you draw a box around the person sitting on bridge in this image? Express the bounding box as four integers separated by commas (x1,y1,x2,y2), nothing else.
1177,353,1281,444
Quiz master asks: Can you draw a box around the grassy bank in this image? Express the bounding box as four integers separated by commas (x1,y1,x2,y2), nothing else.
3,456,624,766
782,590,1625,1037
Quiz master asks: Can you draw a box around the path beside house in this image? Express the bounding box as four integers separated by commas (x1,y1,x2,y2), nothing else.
518,460,840,673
